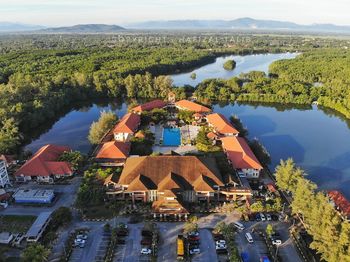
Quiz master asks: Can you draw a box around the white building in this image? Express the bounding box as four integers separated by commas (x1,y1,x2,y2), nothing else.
0,160,10,187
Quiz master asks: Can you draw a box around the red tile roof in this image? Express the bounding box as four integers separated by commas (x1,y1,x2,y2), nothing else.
113,113,140,134
207,132,218,140
95,141,130,160
175,100,211,113
206,113,239,135
15,144,72,177
221,137,262,170
328,190,350,216
132,100,167,113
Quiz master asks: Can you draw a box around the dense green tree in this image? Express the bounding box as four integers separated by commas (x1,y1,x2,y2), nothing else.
58,151,85,170
22,244,50,262
0,118,21,154
88,111,118,144
223,59,236,70
51,207,72,228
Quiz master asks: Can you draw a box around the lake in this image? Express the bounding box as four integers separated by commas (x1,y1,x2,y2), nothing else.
25,53,350,198
170,52,298,86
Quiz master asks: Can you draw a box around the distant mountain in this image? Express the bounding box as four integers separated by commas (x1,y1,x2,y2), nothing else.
40,24,125,33
0,22,45,32
128,18,350,33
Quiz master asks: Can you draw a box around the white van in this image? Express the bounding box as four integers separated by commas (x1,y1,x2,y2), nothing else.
233,221,245,231
245,232,254,243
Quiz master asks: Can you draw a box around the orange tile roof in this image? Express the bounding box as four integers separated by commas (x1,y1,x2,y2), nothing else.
328,190,350,216
127,174,157,191
95,141,130,160
15,144,72,177
193,175,216,191
207,131,218,140
113,113,140,134
118,156,223,190
221,137,262,170
206,113,239,135
175,100,211,113
132,100,167,113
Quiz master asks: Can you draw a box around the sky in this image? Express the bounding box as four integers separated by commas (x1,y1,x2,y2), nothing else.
0,0,349,26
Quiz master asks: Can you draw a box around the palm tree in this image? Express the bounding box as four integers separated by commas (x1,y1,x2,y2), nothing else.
22,243,50,262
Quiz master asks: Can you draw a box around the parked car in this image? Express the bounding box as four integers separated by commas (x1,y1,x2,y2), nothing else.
140,248,152,255
216,248,228,254
271,214,279,221
141,230,152,237
266,214,272,221
255,213,261,221
117,239,126,244
233,221,245,230
188,231,199,237
188,235,200,241
260,213,266,221
76,234,88,240
215,240,226,245
272,239,282,245
141,238,152,246
213,233,224,241
189,248,200,255
74,238,86,248
117,229,128,236
245,233,254,243
215,243,227,250
118,223,128,229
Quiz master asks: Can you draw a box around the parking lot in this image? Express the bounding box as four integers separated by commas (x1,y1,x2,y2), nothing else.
235,220,303,262
192,229,218,262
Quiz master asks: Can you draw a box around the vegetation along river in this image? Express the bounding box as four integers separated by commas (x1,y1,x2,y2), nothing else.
25,53,350,199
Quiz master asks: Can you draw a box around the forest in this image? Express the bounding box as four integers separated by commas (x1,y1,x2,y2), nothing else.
0,33,349,153
194,48,350,120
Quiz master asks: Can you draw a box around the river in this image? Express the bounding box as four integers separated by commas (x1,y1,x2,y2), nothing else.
170,52,298,86
25,53,350,198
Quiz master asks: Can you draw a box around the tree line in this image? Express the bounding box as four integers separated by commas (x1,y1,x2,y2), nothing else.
275,159,350,262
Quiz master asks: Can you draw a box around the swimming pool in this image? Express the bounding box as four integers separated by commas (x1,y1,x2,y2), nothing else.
163,128,181,146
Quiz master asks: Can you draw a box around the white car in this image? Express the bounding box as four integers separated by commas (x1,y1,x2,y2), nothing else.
74,238,86,247
260,213,266,221
190,248,200,254
272,239,282,245
141,248,152,255
76,234,88,240
266,214,272,221
215,240,226,245
215,243,227,250
189,231,199,237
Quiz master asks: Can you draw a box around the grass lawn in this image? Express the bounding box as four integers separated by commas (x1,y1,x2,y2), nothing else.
0,215,37,233
82,206,114,219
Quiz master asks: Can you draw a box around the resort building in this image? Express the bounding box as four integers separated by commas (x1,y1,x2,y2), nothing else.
95,141,130,166
0,160,10,187
14,144,73,183
105,155,252,218
113,113,140,142
221,136,263,178
0,155,16,168
175,100,211,113
328,190,350,220
206,113,239,137
13,189,55,204
131,99,167,114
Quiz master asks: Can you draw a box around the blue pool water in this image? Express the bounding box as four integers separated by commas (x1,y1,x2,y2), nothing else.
163,128,181,146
